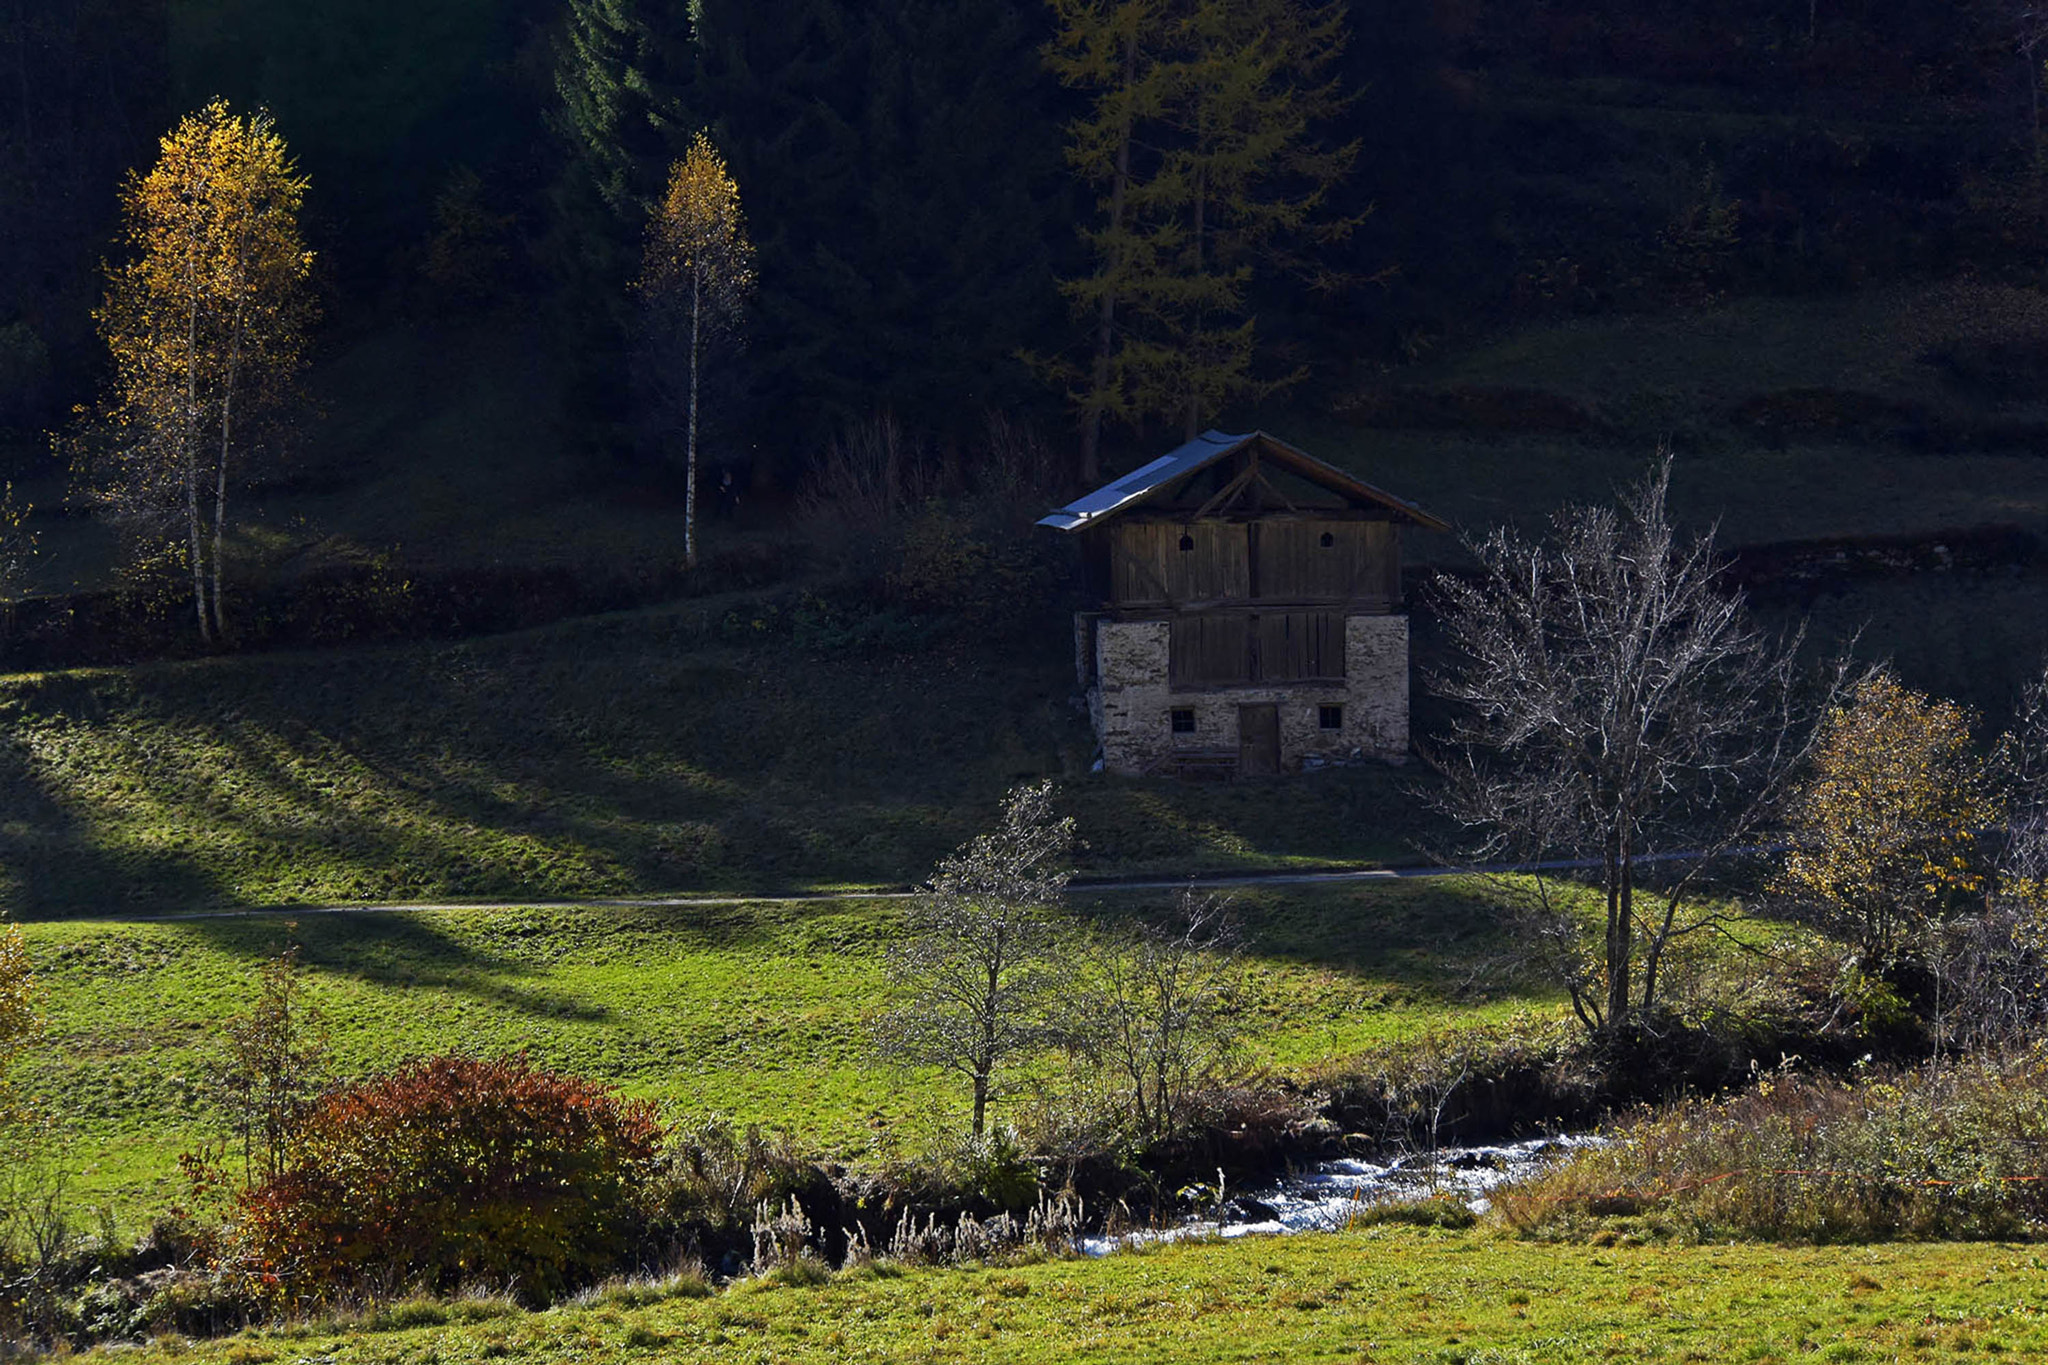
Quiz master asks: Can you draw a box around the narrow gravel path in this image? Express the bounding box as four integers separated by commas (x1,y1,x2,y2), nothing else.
115,849,1740,923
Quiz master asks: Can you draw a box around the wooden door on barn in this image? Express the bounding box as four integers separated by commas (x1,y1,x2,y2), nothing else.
1238,703,1280,776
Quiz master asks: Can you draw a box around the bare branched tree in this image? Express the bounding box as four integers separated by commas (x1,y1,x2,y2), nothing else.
2002,659,2048,869
1425,453,1848,1036
2008,2,2048,149
1065,887,1246,1143
873,780,1074,1138
1934,658,2048,1054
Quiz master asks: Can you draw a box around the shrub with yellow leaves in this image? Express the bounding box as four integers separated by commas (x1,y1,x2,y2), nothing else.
0,914,38,1121
1777,669,2002,968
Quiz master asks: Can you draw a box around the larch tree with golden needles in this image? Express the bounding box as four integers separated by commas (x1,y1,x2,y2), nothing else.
1047,0,1356,466
1776,670,2003,969
1044,0,1176,483
87,100,314,643
639,131,755,570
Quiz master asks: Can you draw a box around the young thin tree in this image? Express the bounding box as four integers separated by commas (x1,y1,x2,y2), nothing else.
1776,670,2002,971
87,100,314,642
208,943,330,1188
1427,455,1842,1035
0,483,40,653
640,132,756,570
873,780,1074,1138
1065,887,1246,1142
1939,659,2048,1049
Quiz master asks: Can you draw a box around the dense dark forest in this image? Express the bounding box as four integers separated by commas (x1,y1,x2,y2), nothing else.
8,0,2048,481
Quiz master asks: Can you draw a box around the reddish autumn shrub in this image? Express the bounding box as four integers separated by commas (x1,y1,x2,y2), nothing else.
234,1054,661,1301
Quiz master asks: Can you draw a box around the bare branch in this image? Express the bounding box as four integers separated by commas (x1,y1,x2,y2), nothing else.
1424,450,1848,1034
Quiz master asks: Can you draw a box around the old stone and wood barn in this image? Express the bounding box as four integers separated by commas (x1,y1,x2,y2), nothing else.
1040,430,1448,777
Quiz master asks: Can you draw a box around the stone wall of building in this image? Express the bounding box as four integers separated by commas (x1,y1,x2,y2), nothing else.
1088,612,1413,775
1345,613,1410,758
1094,619,1173,774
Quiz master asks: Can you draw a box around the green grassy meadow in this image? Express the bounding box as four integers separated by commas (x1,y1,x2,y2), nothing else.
94,1228,2048,1364
13,880,1550,1222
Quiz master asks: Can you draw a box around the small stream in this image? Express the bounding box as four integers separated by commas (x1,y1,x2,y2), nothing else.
1080,1134,1604,1256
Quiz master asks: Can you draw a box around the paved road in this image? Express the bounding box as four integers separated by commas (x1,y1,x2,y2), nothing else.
121,848,1738,923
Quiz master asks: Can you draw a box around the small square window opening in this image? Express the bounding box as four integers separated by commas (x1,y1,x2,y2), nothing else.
1319,531,1335,548
1319,705,1343,730
1171,708,1196,734
1178,533,1195,552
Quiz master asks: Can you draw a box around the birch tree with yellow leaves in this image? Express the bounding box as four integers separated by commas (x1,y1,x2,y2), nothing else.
85,100,314,643
640,132,755,570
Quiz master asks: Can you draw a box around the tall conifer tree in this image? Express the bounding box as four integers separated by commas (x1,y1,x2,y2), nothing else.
1048,0,1357,457
1046,0,1175,482
548,0,697,450
552,0,695,227
689,0,1066,463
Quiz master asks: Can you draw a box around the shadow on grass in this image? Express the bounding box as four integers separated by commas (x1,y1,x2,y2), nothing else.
1069,878,1517,998
173,910,614,1024
0,678,238,916
0,615,1463,924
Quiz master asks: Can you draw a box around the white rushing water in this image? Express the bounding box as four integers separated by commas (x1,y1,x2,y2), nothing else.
1079,1134,1605,1257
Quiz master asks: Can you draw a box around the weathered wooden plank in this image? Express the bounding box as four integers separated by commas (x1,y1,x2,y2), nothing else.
1184,521,1249,601
1257,519,1387,600
1114,521,1252,605
1110,523,1166,604
1169,612,1250,685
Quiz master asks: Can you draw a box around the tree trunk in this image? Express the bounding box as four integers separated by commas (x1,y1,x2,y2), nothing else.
1641,897,1670,1015
1185,161,1205,441
971,1070,988,1139
213,326,240,641
184,294,210,644
1081,31,1139,487
1604,832,1631,1027
686,266,701,570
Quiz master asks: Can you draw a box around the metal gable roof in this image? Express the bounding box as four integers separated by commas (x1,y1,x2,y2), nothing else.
1036,429,1449,533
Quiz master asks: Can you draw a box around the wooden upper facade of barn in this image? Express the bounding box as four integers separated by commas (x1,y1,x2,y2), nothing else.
1039,429,1447,620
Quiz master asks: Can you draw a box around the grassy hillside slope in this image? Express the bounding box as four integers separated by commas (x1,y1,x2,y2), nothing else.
1302,281,2048,544
12,285,2048,918
1287,279,2048,717
15,882,1548,1220
0,597,1436,920
95,1230,2048,1364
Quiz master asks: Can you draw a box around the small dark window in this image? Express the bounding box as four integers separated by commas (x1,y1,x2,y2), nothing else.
1171,708,1196,734
1319,531,1335,548
1178,533,1195,552
1319,705,1343,730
